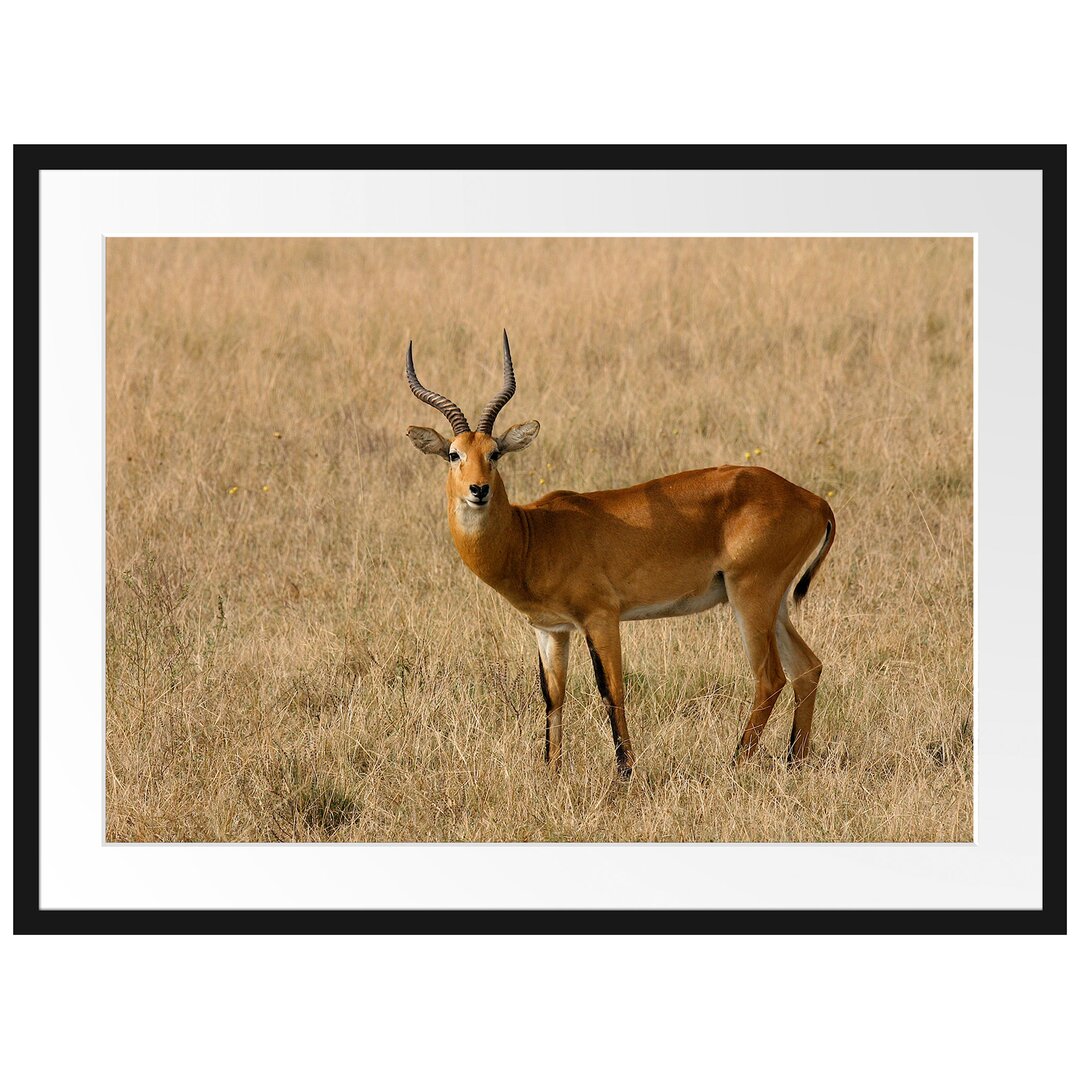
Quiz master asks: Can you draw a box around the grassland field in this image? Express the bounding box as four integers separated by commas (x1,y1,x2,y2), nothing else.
105,237,973,842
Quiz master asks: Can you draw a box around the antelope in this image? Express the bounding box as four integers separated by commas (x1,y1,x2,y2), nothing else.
405,332,835,779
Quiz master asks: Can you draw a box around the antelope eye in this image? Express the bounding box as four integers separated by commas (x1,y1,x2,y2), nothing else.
448,451,460,463
489,451,501,463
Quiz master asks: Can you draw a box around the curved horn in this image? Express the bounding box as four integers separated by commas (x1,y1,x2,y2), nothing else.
476,330,517,434
404,341,471,435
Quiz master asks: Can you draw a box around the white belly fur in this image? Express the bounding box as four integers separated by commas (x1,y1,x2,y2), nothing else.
526,575,728,632
621,574,728,622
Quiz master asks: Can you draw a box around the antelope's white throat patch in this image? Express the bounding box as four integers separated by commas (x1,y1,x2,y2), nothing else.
454,498,490,531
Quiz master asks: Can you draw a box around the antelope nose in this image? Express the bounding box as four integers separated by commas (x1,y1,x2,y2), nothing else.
470,484,490,500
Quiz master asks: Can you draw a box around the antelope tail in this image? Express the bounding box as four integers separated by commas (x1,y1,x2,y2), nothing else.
793,510,835,606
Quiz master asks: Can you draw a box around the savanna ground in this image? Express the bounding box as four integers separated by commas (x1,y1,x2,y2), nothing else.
105,237,972,842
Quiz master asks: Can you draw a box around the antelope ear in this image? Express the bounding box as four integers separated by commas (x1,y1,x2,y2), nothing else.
406,426,451,459
496,420,540,454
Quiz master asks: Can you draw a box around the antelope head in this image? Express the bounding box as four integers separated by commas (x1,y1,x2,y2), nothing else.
405,331,540,519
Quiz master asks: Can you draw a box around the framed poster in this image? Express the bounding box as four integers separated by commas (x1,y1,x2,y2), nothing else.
18,145,1064,931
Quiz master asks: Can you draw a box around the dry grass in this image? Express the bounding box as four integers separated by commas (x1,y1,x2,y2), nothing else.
105,237,972,842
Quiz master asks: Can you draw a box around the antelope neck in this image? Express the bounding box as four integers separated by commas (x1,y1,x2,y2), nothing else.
447,481,526,595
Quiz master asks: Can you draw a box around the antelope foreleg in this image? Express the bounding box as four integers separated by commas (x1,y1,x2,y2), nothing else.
584,618,634,780
536,628,570,773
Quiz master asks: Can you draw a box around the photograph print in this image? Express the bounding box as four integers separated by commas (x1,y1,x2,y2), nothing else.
105,235,972,843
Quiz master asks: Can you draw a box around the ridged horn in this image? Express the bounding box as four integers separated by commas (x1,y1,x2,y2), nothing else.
404,341,471,435
476,330,517,434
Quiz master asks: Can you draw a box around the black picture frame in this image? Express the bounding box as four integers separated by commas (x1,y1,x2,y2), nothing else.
16,144,1065,934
